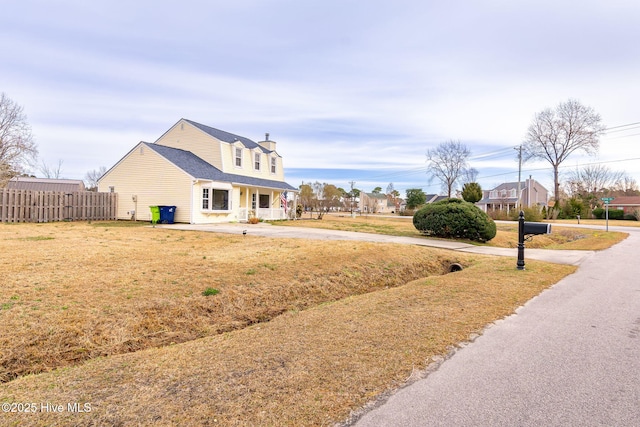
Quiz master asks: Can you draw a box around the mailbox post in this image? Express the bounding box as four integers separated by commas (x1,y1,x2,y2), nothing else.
517,211,552,270
517,211,526,270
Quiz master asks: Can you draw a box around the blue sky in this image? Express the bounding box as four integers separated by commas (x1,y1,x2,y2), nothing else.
2,0,640,196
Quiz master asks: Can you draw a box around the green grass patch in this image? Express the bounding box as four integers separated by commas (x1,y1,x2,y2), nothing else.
202,287,220,296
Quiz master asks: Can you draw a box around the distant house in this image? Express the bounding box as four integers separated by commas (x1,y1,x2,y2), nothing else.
6,177,86,192
609,196,640,216
360,192,395,214
98,119,297,223
476,178,548,213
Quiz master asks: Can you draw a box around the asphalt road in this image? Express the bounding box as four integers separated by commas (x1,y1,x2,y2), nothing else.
351,227,640,426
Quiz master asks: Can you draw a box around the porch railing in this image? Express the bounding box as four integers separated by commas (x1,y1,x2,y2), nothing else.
238,208,287,221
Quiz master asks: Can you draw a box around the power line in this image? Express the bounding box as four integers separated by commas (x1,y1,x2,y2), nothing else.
604,121,640,131
604,132,640,140
603,125,640,134
311,123,640,190
476,156,640,182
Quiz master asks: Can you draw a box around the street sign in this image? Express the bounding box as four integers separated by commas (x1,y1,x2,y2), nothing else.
601,197,614,232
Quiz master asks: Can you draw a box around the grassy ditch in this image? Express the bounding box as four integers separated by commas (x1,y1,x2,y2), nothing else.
1,237,574,425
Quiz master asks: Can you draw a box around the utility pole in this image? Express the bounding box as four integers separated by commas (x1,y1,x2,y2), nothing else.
516,145,523,210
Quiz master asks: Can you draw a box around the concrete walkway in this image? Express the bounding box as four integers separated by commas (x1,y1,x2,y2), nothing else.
157,222,595,266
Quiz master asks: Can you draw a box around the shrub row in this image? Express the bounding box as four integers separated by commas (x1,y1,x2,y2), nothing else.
592,208,625,220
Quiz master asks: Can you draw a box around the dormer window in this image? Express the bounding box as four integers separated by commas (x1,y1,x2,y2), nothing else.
254,152,261,171
271,157,277,174
235,147,242,167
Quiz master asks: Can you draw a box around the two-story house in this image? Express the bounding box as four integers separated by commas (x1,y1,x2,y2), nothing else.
476,178,548,214
359,192,395,214
98,119,297,223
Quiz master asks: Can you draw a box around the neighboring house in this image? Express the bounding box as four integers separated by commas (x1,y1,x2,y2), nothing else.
98,119,297,223
425,194,448,204
6,177,86,192
609,196,640,216
476,178,548,213
359,192,395,214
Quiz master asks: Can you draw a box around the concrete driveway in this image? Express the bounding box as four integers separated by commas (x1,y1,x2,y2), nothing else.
157,222,595,266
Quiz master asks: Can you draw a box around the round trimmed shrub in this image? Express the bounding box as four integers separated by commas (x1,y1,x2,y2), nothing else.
413,198,497,242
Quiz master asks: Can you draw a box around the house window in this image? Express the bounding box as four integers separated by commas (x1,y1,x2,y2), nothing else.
212,189,229,210
202,188,210,210
510,189,517,198
271,157,276,174
490,190,497,198
109,186,115,193
235,148,242,167
259,194,269,209
254,152,261,170
202,188,230,211
251,194,256,210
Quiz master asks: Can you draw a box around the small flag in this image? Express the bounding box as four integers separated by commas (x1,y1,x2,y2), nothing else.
280,191,288,213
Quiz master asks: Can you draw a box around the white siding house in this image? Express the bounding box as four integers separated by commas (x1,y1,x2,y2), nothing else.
98,119,297,223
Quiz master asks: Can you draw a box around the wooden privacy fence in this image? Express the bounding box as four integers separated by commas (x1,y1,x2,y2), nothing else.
0,189,118,223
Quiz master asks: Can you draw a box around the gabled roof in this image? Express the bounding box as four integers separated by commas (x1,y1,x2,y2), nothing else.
365,192,387,199
611,196,640,205
6,177,85,192
145,143,296,191
181,119,271,154
491,181,522,191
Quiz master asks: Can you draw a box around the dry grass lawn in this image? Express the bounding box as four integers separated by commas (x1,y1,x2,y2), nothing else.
1,221,463,383
0,218,614,425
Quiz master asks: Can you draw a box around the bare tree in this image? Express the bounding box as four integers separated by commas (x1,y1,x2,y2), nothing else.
85,166,108,191
38,159,64,179
462,167,479,185
385,182,395,195
611,175,639,196
523,99,605,203
0,93,38,185
565,164,623,198
426,140,470,197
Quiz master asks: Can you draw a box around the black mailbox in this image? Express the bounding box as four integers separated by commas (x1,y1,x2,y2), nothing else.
523,222,551,235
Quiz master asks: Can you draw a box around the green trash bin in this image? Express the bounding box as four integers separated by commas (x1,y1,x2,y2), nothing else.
150,206,160,224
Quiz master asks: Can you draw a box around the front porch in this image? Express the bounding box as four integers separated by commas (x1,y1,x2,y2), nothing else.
236,185,294,222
